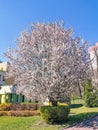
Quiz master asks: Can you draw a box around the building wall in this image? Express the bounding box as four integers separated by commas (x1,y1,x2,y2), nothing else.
0,62,29,104
0,62,9,71
0,93,27,104
0,71,6,86
1,94,6,103
88,42,98,86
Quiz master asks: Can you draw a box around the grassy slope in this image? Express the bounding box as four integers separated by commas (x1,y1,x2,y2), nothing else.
0,106,98,130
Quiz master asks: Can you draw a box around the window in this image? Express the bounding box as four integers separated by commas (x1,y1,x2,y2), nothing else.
10,94,13,102
3,76,5,81
22,95,25,102
16,95,18,103
0,75,1,81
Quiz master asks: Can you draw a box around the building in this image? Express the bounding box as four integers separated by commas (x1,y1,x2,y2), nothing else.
88,42,98,86
0,61,8,71
0,70,6,86
0,61,27,103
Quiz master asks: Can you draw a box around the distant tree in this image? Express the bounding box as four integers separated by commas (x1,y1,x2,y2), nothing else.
5,22,91,106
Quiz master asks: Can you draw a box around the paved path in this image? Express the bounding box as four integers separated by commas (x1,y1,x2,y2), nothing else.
63,115,98,130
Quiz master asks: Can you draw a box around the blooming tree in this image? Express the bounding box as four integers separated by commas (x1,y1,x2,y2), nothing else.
5,22,90,106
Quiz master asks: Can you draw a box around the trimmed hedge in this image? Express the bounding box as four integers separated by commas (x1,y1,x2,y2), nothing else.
0,110,40,116
0,103,39,111
0,103,10,111
40,105,70,124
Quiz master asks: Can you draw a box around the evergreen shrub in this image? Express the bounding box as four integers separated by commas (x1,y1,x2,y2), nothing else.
40,105,70,124
84,79,98,107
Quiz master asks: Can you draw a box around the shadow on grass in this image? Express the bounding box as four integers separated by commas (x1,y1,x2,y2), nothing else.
70,104,83,109
63,112,98,128
47,112,98,127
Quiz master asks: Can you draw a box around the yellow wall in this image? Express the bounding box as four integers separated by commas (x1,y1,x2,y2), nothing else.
1,95,6,103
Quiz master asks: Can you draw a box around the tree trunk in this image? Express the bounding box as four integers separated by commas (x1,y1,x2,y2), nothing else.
51,100,58,106
78,83,82,98
49,96,58,106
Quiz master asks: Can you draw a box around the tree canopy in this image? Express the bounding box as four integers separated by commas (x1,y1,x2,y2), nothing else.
5,22,91,105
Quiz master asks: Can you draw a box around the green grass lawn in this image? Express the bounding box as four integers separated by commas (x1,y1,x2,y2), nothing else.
0,116,61,130
67,105,98,127
0,105,98,130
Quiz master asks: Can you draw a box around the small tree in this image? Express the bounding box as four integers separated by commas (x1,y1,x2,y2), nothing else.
5,22,91,106
84,79,98,107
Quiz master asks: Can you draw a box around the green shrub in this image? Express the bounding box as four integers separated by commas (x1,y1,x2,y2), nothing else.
84,79,98,107
40,105,70,124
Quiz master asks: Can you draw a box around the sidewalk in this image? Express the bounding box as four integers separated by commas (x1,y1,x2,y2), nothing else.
63,115,98,130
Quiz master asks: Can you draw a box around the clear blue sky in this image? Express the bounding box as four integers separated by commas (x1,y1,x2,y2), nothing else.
0,0,98,61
